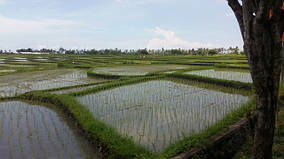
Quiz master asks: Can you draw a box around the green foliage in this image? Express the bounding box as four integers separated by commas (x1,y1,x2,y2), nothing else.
137,49,149,55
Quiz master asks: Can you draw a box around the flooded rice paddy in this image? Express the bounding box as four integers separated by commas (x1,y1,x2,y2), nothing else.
185,69,252,83
0,64,36,68
0,70,16,73
12,57,28,62
0,69,105,97
93,65,190,76
76,80,250,152
0,101,101,159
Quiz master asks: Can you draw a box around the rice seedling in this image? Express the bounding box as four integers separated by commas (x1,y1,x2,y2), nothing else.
0,70,103,97
76,80,251,152
0,101,99,159
185,69,252,83
93,65,191,76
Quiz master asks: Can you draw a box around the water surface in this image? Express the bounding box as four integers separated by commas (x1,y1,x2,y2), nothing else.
0,101,101,159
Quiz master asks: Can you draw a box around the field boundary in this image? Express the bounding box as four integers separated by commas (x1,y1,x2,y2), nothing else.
42,80,111,93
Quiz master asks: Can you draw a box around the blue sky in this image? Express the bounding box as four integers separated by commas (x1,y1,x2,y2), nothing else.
0,0,243,51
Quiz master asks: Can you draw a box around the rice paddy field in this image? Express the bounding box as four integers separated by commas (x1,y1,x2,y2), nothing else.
0,69,106,97
0,54,262,158
76,80,250,152
0,101,101,159
92,65,191,76
185,69,252,83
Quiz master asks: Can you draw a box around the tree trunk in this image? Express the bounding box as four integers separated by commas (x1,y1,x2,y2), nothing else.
228,1,283,158
248,54,280,157
252,92,278,159
281,46,284,83
245,24,281,159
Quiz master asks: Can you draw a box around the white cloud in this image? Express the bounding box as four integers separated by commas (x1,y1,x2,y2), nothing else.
225,12,234,17
147,27,214,49
0,15,77,35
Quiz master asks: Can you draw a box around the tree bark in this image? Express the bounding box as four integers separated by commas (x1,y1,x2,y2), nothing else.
281,46,284,83
246,27,281,159
228,0,283,159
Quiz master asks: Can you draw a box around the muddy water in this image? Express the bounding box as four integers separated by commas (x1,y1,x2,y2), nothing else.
76,80,250,152
0,69,105,97
0,101,101,159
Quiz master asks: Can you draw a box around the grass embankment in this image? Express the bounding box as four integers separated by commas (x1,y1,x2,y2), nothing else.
42,80,111,93
87,68,123,79
0,96,19,101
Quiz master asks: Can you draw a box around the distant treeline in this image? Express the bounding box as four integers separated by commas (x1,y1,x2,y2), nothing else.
0,47,243,55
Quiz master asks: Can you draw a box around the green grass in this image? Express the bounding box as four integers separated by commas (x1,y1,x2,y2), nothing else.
42,80,111,93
